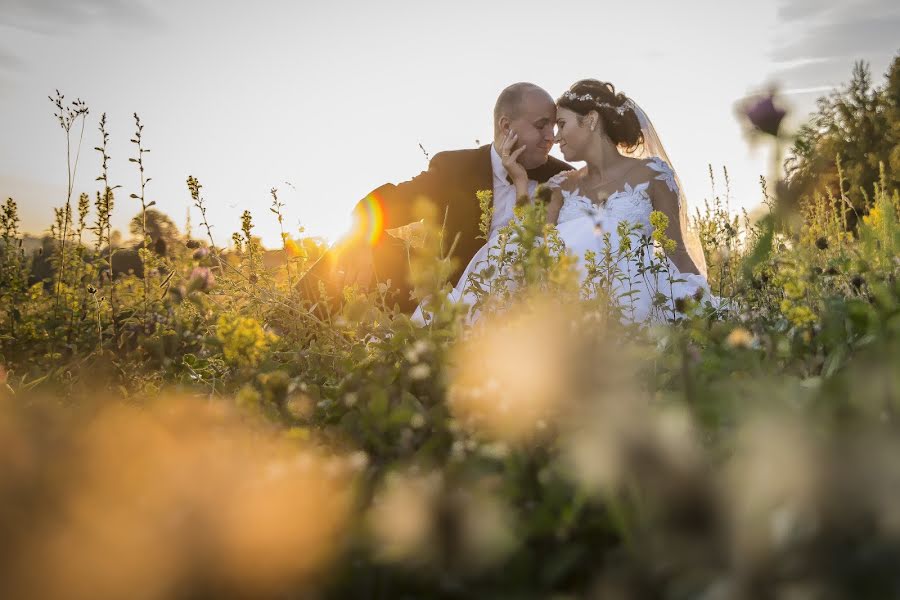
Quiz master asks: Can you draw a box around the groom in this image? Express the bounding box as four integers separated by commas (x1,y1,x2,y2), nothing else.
302,82,570,313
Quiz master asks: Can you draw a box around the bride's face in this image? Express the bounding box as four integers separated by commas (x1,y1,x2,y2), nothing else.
554,107,592,161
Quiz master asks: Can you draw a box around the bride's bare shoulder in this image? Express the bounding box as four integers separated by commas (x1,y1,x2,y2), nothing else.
623,156,656,176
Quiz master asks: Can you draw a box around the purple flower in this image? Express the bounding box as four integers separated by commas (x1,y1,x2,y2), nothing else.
189,266,214,292
744,93,786,137
193,247,209,260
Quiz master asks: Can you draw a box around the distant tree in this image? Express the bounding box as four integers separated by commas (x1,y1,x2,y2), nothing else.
129,208,180,256
28,236,57,285
785,54,899,224
886,52,900,177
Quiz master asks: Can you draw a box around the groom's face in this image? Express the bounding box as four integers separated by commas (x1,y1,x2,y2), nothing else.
506,91,556,169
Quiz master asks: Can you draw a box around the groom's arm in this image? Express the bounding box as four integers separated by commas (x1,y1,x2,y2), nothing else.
349,151,453,236
298,153,453,312
341,153,452,297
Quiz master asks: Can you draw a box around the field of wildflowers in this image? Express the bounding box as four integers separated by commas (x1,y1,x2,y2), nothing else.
0,58,898,599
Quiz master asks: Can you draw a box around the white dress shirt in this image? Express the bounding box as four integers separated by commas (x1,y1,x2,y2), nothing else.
489,144,537,239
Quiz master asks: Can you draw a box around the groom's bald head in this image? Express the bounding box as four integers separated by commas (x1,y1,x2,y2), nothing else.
493,83,556,169
493,83,553,135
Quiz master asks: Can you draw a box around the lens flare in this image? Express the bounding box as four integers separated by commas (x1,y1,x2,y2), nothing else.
358,192,385,246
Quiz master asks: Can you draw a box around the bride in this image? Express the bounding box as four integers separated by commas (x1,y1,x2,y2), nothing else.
416,79,716,325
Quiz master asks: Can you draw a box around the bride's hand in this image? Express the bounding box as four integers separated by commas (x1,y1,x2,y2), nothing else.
500,130,528,188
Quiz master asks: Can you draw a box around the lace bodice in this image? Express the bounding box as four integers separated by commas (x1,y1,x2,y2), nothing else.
547,157,676,234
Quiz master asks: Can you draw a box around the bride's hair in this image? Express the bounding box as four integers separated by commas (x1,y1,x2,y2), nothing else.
557,80,644,152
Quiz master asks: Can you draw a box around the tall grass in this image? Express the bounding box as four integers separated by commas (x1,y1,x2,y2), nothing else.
0,88,897,598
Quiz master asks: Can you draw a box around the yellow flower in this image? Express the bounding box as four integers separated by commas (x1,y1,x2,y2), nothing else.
216,315,278,368
726,327,754,349
862,205,883,229
283,236,304,258
782,280,806,300
649,210,677,254
779,301,816,328
477,189,494,241
649,210,669,231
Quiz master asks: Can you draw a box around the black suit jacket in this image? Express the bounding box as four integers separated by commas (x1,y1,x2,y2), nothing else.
304,145,571,313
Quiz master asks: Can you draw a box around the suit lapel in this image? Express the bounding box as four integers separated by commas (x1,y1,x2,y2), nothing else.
527,156,571,183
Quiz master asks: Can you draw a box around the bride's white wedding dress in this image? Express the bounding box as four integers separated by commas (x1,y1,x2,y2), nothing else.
551,158,715,323
413,157,716,325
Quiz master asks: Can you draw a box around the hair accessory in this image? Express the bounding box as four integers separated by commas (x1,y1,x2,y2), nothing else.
561,91,635,115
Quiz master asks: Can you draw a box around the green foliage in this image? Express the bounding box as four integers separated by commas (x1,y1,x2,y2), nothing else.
786,55,899,221
1,68,900,598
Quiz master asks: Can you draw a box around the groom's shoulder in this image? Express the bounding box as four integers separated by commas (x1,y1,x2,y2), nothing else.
428,145,490,171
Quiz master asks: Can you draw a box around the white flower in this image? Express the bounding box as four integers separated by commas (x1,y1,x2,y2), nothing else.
409,364,431,381
481,442,510,460
412,339,431,355
451,440,466,459
348,451,369,471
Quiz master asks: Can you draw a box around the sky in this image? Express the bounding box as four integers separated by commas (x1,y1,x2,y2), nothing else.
0,0,897,247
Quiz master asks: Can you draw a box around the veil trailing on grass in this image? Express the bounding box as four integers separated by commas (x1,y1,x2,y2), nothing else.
623,102,708,277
